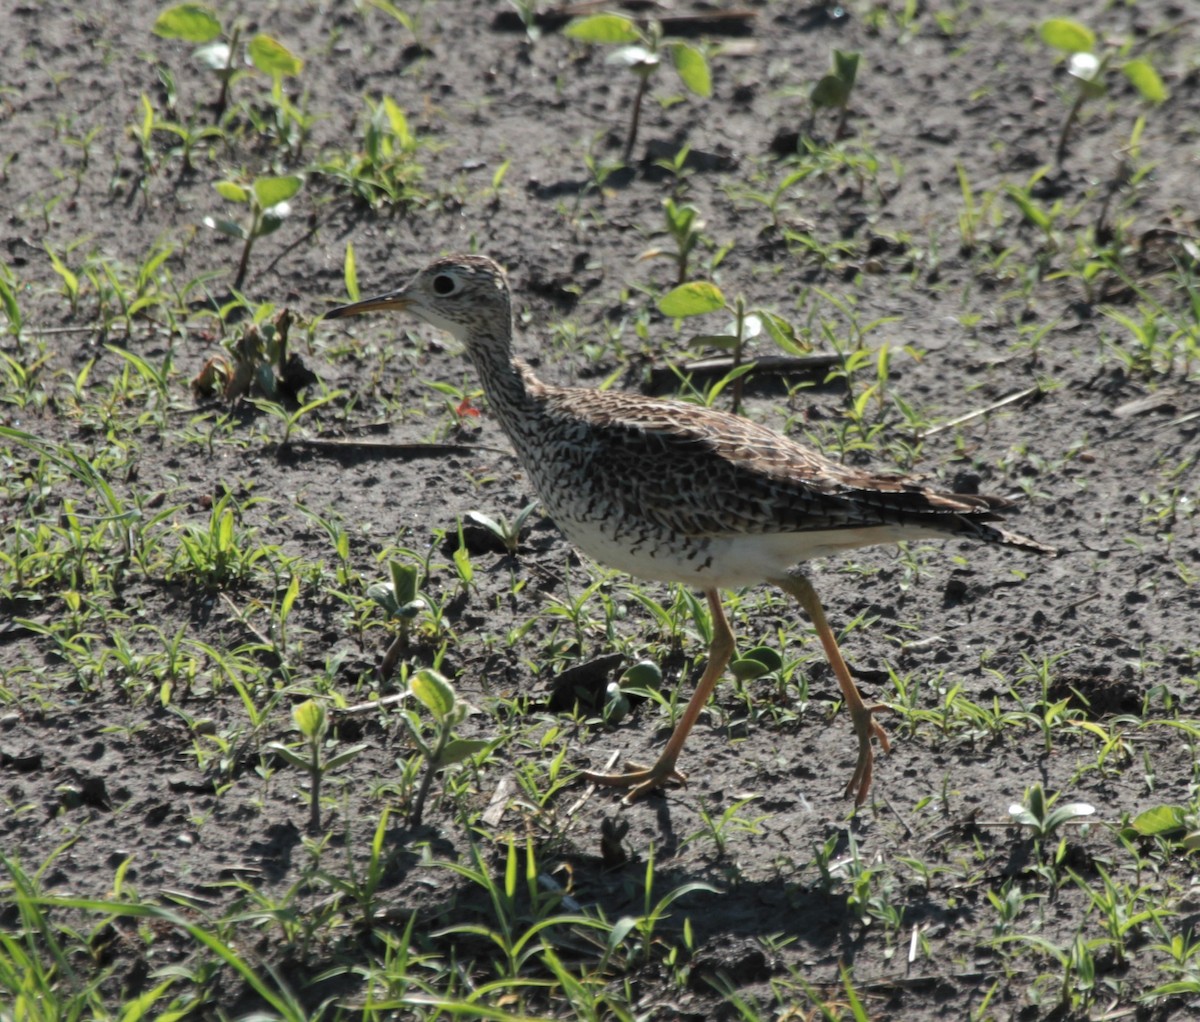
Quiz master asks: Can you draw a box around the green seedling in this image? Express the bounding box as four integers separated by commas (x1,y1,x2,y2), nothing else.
190,307,303,402
1008,782,1095,840
265,699,368,834
368,559,427,681
315,96,428,211
602,658,664,725
1122,804,1200,853
465,500,538,556
728,644,784,682
400,668,488,826
810,49,860,140
1039,18,1167,168
685,795,769,859
202,174,303,289
641,197,708,286
564,13,711,163
153,4,303,118
368,560,426,646
658,279,808,415
0,264,23,343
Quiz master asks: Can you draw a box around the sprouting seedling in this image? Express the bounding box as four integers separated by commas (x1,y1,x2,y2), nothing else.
465,500,539,556
401,668,489,826
655,197,706,285
658,280,809,415
1008,782,1095,841
203,174,303,289
190,306,300,402
810,49,860,140
1038,18,1167,168
564,13,711,164
265,699,368,834
152,4,303,118
367,560,427,682
0,270,22,346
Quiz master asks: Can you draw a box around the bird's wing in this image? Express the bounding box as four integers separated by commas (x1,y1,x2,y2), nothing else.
540,387,1052,553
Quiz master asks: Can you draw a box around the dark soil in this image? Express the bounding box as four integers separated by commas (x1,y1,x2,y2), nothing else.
3,1,1199,1019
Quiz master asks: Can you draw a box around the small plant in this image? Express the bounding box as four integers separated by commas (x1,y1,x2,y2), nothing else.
367,559,427,680
810,49,860,139
465,500,539,556
564,13,711,163
265,699,368,833
153,4,303,118
202,174,303,289
400,668,488,826
190,307,307,402
639,197,713,286
1008,782,1095,841
315,96,428,212
1038,18,1167,167
658,279,810,415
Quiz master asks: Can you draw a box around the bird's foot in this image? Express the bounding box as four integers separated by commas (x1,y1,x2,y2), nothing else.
583,758,688,803
844,701,892,806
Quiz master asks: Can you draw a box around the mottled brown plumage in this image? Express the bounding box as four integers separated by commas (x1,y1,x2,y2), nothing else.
326,254,1053,805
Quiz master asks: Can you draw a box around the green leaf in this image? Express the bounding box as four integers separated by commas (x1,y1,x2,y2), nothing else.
742,645,783,672
253,174,303,209
366,581,400,616
214,180,249,204
621,660,662,689
247,33,303,79
833,49,859,88
44,246,78,298
564,13,640,45
258,211,284,236
326,743,370,770
281,574,300,619
389,561,419,605
264,741,311,770
1123,58,1167,103
202,216,247,238
411,668,456,721
658,281,725,318
435,738,490,767
811,73,849,110
1039,18,1095,54
293,699,325,738
1004,185,1051,230
0,276,21,335
729,657,771,681
1130,804,1187,837
691,333,740,351
760,311,810,356
669,42,711,97
153,4,222,43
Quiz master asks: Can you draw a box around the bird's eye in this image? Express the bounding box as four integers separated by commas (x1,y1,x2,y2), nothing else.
432,274,457,296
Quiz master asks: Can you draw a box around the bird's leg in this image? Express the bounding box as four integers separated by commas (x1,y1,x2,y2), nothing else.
775,573,891,805
583,589,735,802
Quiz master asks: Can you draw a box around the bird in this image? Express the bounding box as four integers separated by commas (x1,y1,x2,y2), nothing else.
324,254,1054,805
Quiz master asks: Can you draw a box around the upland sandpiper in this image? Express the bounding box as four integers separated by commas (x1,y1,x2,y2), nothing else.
325,254,1053,805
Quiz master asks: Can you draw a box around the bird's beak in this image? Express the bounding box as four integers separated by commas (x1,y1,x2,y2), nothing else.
324,289,409,319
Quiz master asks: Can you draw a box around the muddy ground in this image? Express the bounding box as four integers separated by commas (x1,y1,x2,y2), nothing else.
2,0,1199,1018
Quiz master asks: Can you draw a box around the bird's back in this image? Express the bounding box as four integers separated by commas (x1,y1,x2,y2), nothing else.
499,383,1052,587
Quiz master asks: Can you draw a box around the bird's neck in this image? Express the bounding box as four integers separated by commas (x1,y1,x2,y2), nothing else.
462,331,545,433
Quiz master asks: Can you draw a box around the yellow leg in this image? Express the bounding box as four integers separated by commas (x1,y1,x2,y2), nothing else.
583,588,735,802
774,573,891,805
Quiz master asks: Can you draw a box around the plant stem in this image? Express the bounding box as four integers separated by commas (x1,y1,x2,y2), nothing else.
623,71,651,164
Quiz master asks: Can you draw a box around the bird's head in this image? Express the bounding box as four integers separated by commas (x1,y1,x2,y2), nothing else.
324,254,512,344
